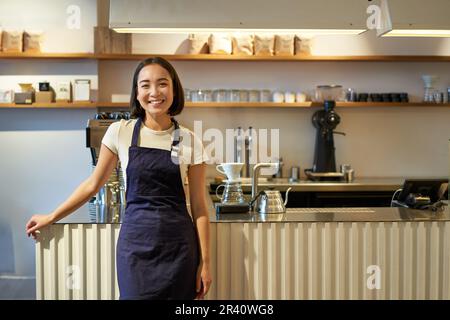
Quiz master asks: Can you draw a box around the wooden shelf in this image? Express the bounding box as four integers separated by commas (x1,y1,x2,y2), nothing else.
1,101,449,109
187,102,313,108
0,102,98,109
187,102,450,108
96,102,130,108
334,102,450,108
0,52,97,60
2,52,450,62
96,102,312,108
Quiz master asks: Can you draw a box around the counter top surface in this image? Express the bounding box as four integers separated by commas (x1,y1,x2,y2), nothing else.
54,179,447,224
211,206,450,222
56,198,449,224
209,177,404,192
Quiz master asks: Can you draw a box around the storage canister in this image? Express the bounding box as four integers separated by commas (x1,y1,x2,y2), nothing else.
260,90,272,102
249,90,260,102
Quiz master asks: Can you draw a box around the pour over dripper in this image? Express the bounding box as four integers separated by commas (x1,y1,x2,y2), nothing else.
216,162,244,182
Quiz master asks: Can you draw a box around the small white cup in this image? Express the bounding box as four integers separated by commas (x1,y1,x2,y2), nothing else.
272,91,285,103
285,91,296,103
296,92,307,102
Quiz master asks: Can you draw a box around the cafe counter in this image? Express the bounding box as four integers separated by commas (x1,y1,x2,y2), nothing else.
35,191,450,300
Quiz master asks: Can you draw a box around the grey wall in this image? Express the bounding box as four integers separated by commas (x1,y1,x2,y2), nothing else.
0,0,97,299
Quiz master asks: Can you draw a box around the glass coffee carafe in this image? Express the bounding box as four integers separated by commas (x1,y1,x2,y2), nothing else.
215,163,246,204
215,181,246,204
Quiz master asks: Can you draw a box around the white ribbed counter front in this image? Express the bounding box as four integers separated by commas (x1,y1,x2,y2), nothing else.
36,204,450,300
36,223,120,300
211,218,450,299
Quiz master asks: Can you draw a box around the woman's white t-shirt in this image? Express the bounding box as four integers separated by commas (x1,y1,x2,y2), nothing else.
101,119,209,194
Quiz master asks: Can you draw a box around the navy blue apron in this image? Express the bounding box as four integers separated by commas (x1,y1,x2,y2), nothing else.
116,117,199,300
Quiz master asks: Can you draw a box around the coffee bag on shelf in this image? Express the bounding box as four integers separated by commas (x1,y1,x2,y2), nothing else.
208,33,232,55
232,33,253,55
294,36,311,55
254,34,275,56
23,31,44,53
275,34,294,56
188,33,209,54
2,30,23,52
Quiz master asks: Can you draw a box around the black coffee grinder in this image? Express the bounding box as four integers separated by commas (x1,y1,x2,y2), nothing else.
305,100,346,181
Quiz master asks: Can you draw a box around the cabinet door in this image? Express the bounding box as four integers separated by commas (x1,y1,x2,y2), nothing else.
309,191,394,207
211,187,396,208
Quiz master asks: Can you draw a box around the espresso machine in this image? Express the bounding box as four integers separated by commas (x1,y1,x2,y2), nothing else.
305,100,346,181
86,111,130,222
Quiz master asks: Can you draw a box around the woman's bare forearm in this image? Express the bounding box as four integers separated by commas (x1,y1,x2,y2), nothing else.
48,178,98,223
48,144,118,223
188,164,211,264
194,213,211,264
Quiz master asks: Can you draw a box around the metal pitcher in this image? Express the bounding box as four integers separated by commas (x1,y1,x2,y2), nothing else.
250,187,292,214
89,164,126,223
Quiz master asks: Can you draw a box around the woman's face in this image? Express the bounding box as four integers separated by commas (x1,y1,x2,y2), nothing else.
136,64,174,117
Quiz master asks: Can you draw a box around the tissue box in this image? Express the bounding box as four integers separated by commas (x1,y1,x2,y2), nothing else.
35,91,53,103
73,79,91,102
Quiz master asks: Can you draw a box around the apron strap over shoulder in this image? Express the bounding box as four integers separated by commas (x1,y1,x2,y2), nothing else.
131,118,142,147
131,117,181,160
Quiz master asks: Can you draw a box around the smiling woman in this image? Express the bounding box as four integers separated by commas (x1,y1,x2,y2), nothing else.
107,57,212,300
25,57,212,300
138,67,173,114
130,57,185,123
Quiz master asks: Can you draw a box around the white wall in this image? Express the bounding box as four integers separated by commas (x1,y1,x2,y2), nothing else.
0,0,96,52
0,0,97,298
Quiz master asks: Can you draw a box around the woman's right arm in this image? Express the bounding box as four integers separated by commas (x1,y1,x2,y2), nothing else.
26,144,118,239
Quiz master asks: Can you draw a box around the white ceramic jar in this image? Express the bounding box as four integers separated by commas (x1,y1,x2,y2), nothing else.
296,92,307,102
285,91,296,103
273,91,285,103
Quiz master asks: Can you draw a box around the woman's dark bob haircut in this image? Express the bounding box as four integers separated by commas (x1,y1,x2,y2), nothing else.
130,57,184,119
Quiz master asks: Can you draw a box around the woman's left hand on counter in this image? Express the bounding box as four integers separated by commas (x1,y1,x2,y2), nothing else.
195,261,212,300
26,214,54,240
